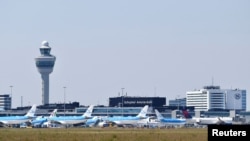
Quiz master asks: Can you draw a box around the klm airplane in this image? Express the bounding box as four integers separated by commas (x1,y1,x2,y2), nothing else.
31,109,57,128
154,109,186,127
101,105,149,127
48,105,94,127
0,104,37,127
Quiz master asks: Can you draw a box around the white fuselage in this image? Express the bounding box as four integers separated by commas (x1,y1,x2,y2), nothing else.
49,116,87,125
189,117,233,125
0,116,31,125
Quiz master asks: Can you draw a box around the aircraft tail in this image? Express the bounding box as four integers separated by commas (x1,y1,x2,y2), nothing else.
136,105,148,118
181,109,192,119
24,104,37,118
49,109,57,118
154,109,164,120
82,105,94,118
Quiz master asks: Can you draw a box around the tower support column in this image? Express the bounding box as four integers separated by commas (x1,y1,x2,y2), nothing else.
41,74,49,105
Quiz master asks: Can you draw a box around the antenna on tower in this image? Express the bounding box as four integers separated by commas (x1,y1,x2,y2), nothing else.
154,87,157,97
21,96,23,107
212,76,214,86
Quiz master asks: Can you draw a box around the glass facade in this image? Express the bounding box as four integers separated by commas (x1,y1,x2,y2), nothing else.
76,106,145,116
40,48,51,56
0,94,11,110
242,90,247,111
209,92,225,109
36,61,55,68
169,98,186,107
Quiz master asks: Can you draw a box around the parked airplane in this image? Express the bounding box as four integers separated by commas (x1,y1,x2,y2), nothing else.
48,105,94,127
31,109,58,128
83,116,109,127
154,109,186,127
102,105,149,127
0,104,37,127
182,109,233,125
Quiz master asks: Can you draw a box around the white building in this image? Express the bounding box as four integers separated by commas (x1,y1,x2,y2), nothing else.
186,86,246,111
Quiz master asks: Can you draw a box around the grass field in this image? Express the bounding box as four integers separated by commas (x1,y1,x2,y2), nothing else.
0,127,207,141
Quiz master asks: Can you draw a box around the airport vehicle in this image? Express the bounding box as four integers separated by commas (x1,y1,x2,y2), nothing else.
48,105,94,127
182,109,233,125
154,109,186,127
136,116,161,128
101,105,149,127
0,104,37,127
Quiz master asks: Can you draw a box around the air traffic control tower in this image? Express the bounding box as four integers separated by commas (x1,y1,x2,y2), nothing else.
35,41,56,105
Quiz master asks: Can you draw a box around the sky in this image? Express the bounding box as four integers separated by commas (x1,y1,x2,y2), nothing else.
0,0,250,110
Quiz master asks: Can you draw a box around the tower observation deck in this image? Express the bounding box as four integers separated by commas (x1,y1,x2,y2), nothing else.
35,41,56,105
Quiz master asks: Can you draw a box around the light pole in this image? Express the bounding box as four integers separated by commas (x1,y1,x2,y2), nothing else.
63,86,66,116
107,99,109,116
9,85,13,109
176,95,180,111
121,88,125,116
